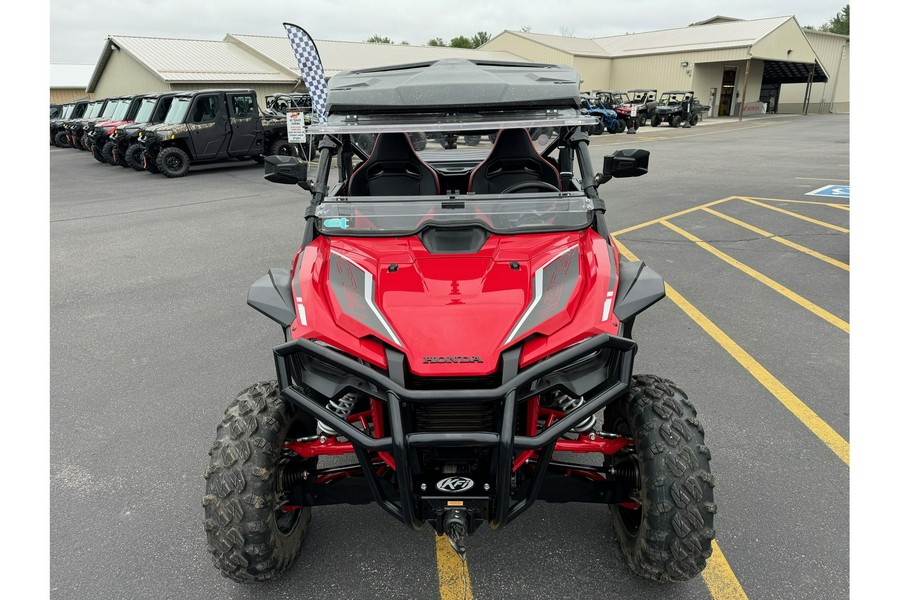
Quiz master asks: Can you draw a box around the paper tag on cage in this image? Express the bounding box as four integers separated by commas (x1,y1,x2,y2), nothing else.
288,111,307,143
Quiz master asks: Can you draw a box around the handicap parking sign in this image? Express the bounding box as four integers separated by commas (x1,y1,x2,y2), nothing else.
806,184,849,198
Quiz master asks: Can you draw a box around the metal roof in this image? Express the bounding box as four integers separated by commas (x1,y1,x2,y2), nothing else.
50,64,95,88
227,34,526,78
594,16,794,55
88,35,296,91
501,31,610,57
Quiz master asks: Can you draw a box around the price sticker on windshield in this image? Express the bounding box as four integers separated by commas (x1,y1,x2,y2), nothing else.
288,111,307,143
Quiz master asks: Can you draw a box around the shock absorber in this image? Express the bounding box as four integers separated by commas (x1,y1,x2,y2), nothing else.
317,392,359,437
551,390,596,433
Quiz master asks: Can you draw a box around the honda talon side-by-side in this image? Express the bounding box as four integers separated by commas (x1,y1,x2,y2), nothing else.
202,52,716,587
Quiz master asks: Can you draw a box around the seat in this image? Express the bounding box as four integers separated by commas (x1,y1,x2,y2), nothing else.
347,133,441,196
467,128,561,194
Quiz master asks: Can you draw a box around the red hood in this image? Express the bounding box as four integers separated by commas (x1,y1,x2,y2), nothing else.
292,231,619,376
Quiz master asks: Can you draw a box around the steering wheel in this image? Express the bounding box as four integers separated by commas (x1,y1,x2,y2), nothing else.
500,181,560,194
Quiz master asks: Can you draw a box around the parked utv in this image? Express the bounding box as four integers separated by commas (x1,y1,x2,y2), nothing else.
579,95,617,135
50,100,88,147
594,91,626,133
624,89,658,127
203,57,716,586
87,94,146,164
139,89,293,177
109,93,178,168
651,91,708,127
65,97,113,150
261,93,319,160
50,104,62,119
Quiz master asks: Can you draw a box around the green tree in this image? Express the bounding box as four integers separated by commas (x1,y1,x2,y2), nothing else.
471,31,491,47
366,35,393,44
450,35,475,48
820,5,849,35
428,38,446,46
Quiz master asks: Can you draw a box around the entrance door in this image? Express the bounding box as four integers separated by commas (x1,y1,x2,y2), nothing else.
759,82,780,113
718,68,737,116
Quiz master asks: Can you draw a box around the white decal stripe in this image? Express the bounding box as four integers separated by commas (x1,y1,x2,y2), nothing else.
504,268,543,345
297,302,308,327
602,298,612,321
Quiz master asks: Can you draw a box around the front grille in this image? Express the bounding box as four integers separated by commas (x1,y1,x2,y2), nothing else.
414,402,495,432
405,372,502,390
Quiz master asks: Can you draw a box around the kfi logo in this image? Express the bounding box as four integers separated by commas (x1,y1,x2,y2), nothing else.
436,476,475,493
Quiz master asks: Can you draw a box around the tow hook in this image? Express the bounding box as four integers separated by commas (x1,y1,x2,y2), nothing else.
443,508,468,559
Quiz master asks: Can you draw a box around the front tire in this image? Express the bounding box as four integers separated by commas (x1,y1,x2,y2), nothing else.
603,375,715,582
203,382,315,582
102,141,116,164
156,146,190,178
126,145,145,171
651,115,661,127
670,115,682,127
268,139,298,158
54,131,71,147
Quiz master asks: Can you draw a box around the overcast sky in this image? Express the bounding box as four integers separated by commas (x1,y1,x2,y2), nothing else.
48,0,848,65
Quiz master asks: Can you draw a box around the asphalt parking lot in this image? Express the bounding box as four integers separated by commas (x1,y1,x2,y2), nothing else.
49,113,849,600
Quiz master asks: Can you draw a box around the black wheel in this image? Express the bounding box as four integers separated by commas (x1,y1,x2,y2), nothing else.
126,145,145,171
638,113,647,127
203,381,316,582
102,141,116,165
670,115,682,127
464,135,481,146
54,131,70,148
607,122,618,134
616,119,626,133
156,146,190,178
268,139,298,158
689,113,699,126
91,143,106,163
651,115,661,127
80,134,91,151
602,375,715,582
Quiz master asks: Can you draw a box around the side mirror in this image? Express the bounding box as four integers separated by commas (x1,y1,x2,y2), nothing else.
264,155,309,186
602,149,649,179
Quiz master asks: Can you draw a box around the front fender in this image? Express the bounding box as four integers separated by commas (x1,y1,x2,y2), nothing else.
247,268,295,328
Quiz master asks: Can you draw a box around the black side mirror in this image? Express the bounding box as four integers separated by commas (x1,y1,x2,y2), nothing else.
602,149,649,179
264,155,309,186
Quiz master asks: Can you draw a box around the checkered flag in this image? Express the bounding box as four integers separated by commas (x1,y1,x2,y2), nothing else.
283,23,328,121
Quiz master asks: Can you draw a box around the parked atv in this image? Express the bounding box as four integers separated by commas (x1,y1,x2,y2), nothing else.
50,100,89,147
139,89,291,177
651,91,709,128
65,97,114,150
109,93,178,168
262,93,319,160
203,57,716,586
624,89,658,127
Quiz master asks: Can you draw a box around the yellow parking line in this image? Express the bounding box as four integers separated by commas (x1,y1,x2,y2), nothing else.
659,221,849,332
745,196,849,210
436,534,473,599
614,239,850,465
702,208,849,271
703,541,750,600
739,198,849,232
612,197,738,236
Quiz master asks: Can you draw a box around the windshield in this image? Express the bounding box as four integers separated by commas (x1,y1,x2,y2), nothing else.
85,102,103,118
164,97,191,124
111,98,133,120
100,100,120,118
316,194,592,236
61,105,73,119
134,98,157,122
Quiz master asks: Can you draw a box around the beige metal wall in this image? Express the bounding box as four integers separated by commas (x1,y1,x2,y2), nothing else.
779,33,849,114
480,33,578,67
92,49,169,98
572,56,611,92
751,19,818,63
50,88,91,104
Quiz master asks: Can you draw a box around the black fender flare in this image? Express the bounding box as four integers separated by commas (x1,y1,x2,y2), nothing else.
613,260,665,323
247,268,295,328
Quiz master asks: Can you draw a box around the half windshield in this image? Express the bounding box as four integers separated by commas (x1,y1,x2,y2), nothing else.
85,102,103,118
100,100,119,118
164,97,192,124
134,98,157,122
61,105,73,119
111,98,133,120
316,193,593,236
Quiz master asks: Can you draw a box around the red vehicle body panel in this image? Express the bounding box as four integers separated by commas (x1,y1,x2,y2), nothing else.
288,229,622,376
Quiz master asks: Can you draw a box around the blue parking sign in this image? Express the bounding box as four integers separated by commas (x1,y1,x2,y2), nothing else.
806,185,849,198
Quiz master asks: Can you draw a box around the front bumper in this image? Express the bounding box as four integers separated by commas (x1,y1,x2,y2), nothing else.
274,334,636,531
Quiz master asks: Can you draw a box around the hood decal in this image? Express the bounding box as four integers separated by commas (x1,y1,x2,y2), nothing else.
330,251,401,346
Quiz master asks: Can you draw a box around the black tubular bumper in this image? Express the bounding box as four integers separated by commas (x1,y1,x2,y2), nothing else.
274,334,636,530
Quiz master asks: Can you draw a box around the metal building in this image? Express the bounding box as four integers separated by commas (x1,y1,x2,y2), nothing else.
481,16,848,117
50,64,95,103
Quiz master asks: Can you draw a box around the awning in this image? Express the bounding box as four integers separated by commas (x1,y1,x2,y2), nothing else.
762,59,828,84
